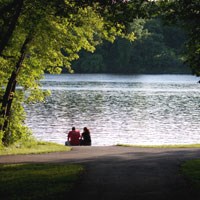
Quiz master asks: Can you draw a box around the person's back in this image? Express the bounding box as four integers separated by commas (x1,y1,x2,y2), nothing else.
68,127,80,146
82,132,91,143
81,127,91,146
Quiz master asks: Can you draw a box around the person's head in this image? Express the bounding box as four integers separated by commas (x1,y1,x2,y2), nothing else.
72,127,75,131
84,127,89,132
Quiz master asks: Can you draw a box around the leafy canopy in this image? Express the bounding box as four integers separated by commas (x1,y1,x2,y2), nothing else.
0,0,134,146
158,0,200,75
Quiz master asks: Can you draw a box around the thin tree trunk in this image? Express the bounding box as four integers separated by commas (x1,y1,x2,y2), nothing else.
1,36,31,145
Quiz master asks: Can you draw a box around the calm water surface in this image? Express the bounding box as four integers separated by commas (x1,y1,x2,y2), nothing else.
25,74,200,146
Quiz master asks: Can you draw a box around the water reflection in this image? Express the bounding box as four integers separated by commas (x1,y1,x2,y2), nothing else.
25,74,200,146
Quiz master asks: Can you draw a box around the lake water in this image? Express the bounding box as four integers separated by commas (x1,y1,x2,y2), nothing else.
25,74,200,146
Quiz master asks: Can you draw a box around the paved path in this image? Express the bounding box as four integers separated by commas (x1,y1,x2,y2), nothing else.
1,146,200,200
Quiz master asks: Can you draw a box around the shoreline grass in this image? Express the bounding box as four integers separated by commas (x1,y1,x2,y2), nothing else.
0,141,71,155
2,141,200,156
0,163,84,200
0,140,83,200
116,144,200,148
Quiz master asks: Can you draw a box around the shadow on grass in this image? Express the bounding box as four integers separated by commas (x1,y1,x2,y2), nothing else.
0,163,84,200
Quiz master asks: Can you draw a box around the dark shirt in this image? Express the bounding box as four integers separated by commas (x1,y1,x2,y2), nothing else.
82,132,91,142
81,131,91,145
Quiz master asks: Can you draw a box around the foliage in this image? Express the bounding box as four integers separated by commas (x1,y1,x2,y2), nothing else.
0,163,84,200
158,0,200,75
0,0,134,146
72,18,190,74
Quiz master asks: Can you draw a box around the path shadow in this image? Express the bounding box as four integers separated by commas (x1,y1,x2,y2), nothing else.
67,148,200,200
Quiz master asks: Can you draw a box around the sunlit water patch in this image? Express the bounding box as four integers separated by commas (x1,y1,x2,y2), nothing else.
25,74,200,146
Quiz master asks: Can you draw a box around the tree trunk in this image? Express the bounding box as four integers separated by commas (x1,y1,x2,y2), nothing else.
1,36,31,145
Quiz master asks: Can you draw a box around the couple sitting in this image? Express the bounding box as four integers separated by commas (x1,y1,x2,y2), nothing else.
66,127,91,146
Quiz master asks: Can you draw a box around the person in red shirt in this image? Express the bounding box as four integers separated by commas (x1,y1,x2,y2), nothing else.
67,127,81,146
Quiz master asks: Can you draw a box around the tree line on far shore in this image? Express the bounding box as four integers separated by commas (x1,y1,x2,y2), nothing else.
69,18,191,74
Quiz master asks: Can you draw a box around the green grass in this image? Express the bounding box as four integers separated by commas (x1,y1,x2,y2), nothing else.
116,144,200,148
0,163,84,200
181,159,200,189
0,141,71,155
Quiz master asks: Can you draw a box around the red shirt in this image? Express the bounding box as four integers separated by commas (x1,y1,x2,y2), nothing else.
68,130,81,145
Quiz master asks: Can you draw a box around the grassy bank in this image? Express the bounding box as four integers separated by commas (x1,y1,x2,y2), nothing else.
117,144,200,148
181,159,200,189
0,141,84,200
0,163,84,200
0,141,71,155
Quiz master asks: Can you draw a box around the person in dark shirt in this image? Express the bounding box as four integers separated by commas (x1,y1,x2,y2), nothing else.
80,127,91,146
